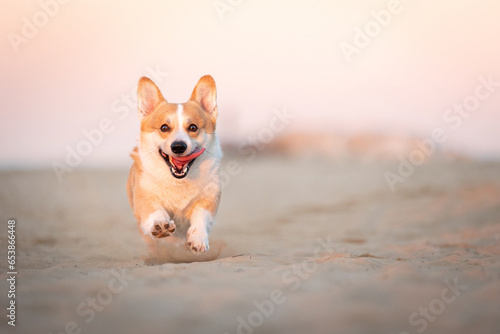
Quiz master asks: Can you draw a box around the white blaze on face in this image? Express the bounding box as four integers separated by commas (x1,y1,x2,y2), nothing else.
173,104,191,151
177,103,184,126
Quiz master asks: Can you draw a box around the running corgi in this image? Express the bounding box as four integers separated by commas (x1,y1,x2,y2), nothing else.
127,75,222,254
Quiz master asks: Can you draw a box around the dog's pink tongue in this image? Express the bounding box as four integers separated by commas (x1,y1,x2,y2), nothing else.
171,148,205,169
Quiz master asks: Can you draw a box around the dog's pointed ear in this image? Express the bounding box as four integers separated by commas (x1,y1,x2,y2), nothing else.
190,75,218,125
137,77,165,118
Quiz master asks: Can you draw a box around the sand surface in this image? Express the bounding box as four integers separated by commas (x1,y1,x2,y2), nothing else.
1,156,500,334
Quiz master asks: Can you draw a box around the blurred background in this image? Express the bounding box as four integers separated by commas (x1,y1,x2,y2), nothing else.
2,3,500,333
1,0,500,169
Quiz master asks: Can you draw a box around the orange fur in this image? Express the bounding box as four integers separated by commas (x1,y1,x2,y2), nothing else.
127,75,222,255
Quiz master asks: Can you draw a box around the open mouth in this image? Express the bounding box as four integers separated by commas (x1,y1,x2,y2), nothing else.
159,147,205,179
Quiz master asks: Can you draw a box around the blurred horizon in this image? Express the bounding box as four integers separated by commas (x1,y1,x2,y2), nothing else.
1,0,500,169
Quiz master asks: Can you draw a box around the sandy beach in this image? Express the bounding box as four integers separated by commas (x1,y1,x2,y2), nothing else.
1,153,499,334
2,0,500,333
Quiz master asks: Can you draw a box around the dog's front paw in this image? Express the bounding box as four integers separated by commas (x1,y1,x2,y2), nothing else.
151,219,176,238
141,209,176,239
186,226,209,254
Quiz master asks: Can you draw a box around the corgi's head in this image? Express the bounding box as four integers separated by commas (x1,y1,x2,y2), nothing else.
136,75,218,179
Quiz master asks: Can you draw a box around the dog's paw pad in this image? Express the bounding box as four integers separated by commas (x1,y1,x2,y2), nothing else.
187,239,209,254
151,220,176,238
186,227,209,254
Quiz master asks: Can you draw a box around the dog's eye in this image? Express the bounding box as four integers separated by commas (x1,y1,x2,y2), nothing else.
160,124,170,132
188,124,198,132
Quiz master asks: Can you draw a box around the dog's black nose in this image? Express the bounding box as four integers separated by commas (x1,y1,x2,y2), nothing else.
171,141,187,154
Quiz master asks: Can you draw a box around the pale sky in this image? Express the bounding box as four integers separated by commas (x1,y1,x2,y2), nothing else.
1,0,499,168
